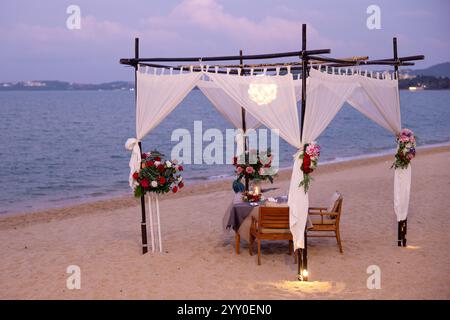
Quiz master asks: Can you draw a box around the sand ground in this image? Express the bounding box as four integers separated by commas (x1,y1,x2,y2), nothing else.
0,146,449,299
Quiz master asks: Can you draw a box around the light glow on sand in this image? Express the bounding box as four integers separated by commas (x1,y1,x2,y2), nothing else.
255,280,346,295
405,245,421,250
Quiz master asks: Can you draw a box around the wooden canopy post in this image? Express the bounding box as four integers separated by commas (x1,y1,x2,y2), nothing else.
297,23,309,281
239,49,249,192
393,37,407,247
134,38,149,254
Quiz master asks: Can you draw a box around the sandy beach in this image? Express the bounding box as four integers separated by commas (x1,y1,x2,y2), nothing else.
0,145,449,300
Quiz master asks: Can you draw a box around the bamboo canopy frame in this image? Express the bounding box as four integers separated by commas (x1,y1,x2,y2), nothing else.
119,24,424,281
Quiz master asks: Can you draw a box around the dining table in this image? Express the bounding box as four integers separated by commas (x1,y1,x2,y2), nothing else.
223,193,313,251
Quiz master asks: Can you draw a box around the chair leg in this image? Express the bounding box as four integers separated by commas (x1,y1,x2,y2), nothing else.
336,230,343,253
288,240,293,255
257,239,261,265
249,233,254,256
235,232,240,254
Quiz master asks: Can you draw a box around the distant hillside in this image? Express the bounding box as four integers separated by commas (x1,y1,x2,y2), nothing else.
410,62,450,78
399,75,450,90
1,62,449,91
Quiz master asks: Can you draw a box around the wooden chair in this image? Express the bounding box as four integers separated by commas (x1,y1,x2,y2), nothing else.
249,207,294,265
307,194,344,253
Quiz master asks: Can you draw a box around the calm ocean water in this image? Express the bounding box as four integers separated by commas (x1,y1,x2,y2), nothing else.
0,89,449,214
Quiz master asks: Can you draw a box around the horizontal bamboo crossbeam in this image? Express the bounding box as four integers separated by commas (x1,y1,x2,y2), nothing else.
120,49,331,65
170,56,368,70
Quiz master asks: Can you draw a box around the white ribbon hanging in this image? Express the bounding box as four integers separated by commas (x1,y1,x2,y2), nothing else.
147,193,163,253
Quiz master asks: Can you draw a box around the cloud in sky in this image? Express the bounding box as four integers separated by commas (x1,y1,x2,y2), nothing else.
0,0,448,82
142,0,336,50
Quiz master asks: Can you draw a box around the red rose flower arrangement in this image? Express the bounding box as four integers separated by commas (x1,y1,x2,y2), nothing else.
299,142,320,193
132,150,184,197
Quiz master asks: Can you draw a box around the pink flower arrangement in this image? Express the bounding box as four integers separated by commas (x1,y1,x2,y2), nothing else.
299,141,321,193
392,128,417,169
232,149,275,192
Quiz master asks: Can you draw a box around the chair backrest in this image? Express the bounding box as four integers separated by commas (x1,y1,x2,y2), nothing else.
333,197,344,226
329,191,342,212
258,206,290,230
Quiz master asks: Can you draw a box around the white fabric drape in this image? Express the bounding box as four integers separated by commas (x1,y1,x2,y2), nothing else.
197,80,261,130
294,78,303,102
288,69,358,249
208,73,301,147
348,72,407,222
208,72,308,248
303,69,358,142
347,74,401,134
125,69,202,186
394,166,411,221
309,69,408,222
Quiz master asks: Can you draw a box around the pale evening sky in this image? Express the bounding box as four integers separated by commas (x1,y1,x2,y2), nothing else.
0,0,449,83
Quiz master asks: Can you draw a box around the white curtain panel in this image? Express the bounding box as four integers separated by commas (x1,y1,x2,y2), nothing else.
287,68,358,249
125,68,201,186
208,72,310,248
350,73,407,222
347,86,395,133
294,78,303,102
303,69,358,142
348,74,401,134
208,73,301,146
394,166,411,221
197,80,261,129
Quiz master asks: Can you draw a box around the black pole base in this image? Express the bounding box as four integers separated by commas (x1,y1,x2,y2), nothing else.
140,191,148,255
397,219,407,247
297,250,308,281
297,231,308,281
141,223,148,254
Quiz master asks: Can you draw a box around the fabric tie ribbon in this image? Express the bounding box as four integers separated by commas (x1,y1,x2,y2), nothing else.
125,138,141,188
293,147,304,160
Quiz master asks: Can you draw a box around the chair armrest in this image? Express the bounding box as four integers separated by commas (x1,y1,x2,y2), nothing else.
309,207,328,211
308,211,333,216
308,211,338,225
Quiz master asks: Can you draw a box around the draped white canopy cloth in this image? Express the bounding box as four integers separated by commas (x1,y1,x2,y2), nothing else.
309,68,409,223
125,68,202,187
197,77,302,157
197,79,260,156
197,80,261,130
197,78,304,128
125,66,411,250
